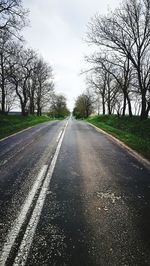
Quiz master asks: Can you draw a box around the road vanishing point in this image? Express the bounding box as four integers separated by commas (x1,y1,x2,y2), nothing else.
0,117,150,266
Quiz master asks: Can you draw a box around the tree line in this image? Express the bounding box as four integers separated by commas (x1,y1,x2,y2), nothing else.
74,0,150,120
0,0,69,117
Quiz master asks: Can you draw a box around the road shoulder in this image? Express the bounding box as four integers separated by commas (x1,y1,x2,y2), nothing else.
87,122,150,170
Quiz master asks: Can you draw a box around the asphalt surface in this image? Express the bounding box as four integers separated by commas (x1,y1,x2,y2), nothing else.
0,118,150,266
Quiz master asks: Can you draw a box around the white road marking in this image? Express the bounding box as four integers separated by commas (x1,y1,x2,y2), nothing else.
56,130,63,143
0,165,48,266
0,159,8,166
13,120,68,266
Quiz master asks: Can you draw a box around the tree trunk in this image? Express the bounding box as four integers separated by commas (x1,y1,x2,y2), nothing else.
37,101,41,116
137,67,148,119
140,92,148,119
0,53,5,114
126,95,132,117
29,98,35,114
21,104,26,116
1,86,5,113
102,94,105,115
122,95,126,116
97,94,100,115
107,96,111,115
20,96,28,116
145,102,150,118
108,104,111,115
29,84,36,114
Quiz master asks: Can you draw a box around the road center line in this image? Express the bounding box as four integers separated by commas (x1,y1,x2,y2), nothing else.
13,120,68,266
56,129,63,143
0,165,48,266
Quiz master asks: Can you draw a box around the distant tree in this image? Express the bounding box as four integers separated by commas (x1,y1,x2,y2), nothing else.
86,72,107,115
73,89,95,118
49,94,70,118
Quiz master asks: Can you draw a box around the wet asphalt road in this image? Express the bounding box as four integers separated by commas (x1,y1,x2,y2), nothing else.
0,118,150,266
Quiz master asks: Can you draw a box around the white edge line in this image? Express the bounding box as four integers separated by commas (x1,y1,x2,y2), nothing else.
13,120,69,266
87,122,150,170
0,165,48,266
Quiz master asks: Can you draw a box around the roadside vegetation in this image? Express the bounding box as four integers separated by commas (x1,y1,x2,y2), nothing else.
0,93,70,139
0,115,60,140
85,115,150,160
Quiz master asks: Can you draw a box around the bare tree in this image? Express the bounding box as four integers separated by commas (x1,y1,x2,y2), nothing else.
87,54,133,116
87,0,150,119
0,0,28,114
0,0,28,33
86,71,107,115
0,31,18,113
35,58,54,116
8,47,36,115
0,1,56,117
85,57,124,116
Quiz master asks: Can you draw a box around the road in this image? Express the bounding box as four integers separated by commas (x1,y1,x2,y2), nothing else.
0,117,150,266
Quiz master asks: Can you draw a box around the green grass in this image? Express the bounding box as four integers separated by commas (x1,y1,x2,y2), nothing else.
0,115,60,140
85,115,150,161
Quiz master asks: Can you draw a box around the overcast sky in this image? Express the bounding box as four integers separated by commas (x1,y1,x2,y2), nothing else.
23,0,119,110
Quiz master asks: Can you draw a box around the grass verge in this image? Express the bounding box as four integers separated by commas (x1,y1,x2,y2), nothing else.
85,115,150,161
0,115,60,140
